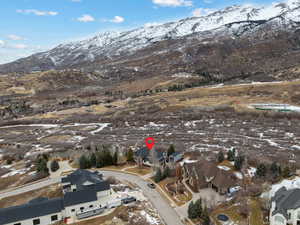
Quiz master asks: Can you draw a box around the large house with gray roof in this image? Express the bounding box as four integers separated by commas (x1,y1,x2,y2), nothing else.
0,170,115,225
270,187,300,225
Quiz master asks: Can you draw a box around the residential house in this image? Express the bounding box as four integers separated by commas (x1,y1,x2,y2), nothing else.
134,147,183,169
270,187,300,225
183,159,237,195
0,170,115,225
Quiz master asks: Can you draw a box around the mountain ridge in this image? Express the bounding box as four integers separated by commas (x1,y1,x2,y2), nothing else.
1,0,300,75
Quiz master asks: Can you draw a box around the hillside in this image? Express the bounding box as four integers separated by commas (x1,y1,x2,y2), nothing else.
0,0,300,86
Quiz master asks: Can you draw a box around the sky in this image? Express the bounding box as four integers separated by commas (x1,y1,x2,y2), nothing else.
0,0,276,64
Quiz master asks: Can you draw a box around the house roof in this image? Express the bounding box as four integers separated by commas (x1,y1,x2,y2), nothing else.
272,187,300,219
0,197,63,225
0,170,110,224
135,147,165,163
63,189,97,207
183,159,236,190
61,169,103,186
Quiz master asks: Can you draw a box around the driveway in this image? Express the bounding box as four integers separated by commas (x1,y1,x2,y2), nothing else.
100,170,184,225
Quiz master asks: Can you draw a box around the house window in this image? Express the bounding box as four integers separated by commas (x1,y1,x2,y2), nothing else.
71,209,75,212
289,213,291,220
33,219,40,225
51,215,58,221
80,207,84,211
14,223,21,225
89,205,93,208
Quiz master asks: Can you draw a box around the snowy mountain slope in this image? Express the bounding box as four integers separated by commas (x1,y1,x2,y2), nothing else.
1,0,300,74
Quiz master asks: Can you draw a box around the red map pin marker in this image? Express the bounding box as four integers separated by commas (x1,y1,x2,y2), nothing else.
145,137,155,150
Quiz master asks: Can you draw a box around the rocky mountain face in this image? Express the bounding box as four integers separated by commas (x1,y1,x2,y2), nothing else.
1,0,300,83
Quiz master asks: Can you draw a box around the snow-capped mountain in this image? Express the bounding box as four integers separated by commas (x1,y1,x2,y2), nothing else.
1,0,300,74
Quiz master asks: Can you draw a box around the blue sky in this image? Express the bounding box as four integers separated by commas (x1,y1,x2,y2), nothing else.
0,0,276,64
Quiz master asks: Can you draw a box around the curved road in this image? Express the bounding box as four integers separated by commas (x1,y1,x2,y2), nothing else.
0,171,184,225
100,170,184,225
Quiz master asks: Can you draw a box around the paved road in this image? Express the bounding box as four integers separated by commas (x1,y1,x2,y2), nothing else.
0,171,183,225
100,170,184,225
0,177,61,199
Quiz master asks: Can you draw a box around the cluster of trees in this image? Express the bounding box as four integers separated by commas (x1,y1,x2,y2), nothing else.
256,162,292,178
154,166,170,183
217,149,245,171
79,149,118,169
35,154,49,174
50,160,60,172
167,144,175,157
188,198,210,225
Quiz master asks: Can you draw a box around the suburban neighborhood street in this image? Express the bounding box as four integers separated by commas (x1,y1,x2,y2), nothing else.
100,170,184,225
0,170,184,225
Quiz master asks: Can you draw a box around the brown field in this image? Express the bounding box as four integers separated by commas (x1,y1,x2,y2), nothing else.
0,184,62,208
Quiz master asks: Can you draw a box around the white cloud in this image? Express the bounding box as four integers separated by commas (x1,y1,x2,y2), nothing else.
17,9,58,16
11,44,28,49
152,0,193,7
192,8,215,16
0,40,5,46
77,14,95,22
110,16,125,23
8,34,24,41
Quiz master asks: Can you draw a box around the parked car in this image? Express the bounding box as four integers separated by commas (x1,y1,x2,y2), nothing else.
122,196,137,204
147,183,156,189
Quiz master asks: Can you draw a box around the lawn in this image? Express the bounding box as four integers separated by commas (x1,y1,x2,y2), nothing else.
125,166,152,176
156,177,192,207
0,184,62,208
212,204,245,225
250,198,264,225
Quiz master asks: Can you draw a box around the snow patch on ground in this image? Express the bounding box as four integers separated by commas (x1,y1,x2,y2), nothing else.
140,210,161,225
218,165,231,171
234,172,243,179
247,167,257,177
90,123,110,135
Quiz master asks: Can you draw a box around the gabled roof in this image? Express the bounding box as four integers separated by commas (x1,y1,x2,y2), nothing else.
0,197,63,225
61,169,103,186
63,189,97,207
272,187,300,219
135,147,165,163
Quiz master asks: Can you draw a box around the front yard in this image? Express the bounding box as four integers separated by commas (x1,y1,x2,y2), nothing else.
155,177,193,206
125,166,152,176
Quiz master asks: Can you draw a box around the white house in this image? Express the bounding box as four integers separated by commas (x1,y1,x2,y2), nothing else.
0,170,115,225
270,187,300,225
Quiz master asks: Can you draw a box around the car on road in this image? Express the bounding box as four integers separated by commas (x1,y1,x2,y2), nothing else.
147,183,156,189
121,196,137,204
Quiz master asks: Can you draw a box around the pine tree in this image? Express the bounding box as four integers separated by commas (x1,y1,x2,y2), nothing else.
163,166,170,179
227,149,235,161
79,155,89,169
217,151,224,163
282,166,291,178
90,153,97,168
256,163,267,177
113,150,118,166
126,148,134,162
50,160,59,172
194,198,202,218
154,168,162,183
234,155,244,171
167,144,175,156
188,201,198,219
202,207,210,225
270,162,279,176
